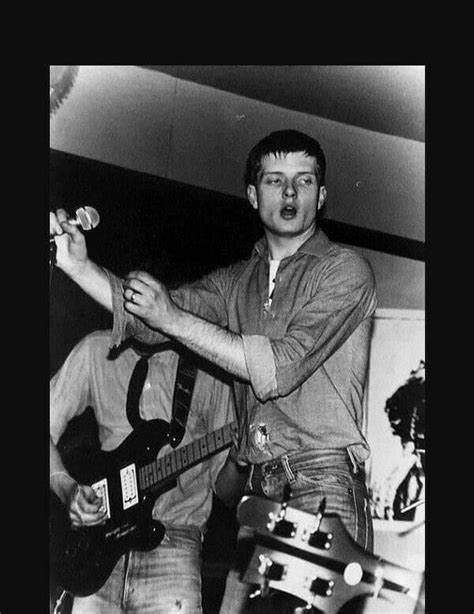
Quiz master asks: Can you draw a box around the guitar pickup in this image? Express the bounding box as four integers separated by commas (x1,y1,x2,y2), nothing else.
308,530,333,550
257,554,287,581
310,577,335,597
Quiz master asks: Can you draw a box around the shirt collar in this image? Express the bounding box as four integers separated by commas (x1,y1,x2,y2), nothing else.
252,228,333,260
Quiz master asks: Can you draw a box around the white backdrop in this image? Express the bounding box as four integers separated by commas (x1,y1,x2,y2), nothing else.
364,308,425,572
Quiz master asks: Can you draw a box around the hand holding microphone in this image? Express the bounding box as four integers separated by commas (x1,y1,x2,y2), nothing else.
50,206,100,270
50,206,100,237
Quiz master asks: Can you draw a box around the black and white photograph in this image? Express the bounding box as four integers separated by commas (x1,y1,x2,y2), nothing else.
49,66,425,614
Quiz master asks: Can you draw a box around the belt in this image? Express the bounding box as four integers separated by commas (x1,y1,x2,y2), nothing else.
253,448,359,478
247,450,364,501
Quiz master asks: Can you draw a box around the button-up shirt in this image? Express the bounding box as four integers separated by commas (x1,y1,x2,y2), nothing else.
50,330,235,529
109,229,377,466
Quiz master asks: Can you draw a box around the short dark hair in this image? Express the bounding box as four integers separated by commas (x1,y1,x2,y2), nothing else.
244,129,326,189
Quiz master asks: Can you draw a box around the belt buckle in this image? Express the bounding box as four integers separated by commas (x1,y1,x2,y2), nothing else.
262,458,280,476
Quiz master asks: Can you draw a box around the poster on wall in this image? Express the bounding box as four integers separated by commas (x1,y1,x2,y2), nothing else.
364,308,425,530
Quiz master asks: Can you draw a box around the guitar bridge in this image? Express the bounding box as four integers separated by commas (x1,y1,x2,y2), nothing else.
90,478,111,519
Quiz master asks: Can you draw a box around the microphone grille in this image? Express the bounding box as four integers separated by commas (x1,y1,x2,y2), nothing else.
75,206,100,231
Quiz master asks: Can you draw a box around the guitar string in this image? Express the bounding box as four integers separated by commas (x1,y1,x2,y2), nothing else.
140,424,235,489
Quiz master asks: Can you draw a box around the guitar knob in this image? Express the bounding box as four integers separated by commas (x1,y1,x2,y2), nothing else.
270,519,297,538
308,530,333,550
310,577,335,597
266,510,297,537
257,554,287,581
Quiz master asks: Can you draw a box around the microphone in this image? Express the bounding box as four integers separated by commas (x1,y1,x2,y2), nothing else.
66,206,100,231
49,207,100,265
50,206,100,241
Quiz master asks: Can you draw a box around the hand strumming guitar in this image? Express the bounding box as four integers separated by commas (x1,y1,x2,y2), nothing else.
50,437,107,528
51,471,107,528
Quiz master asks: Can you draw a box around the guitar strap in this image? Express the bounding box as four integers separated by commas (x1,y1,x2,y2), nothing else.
126,348,197,447
126,355,149,429
168,351,198,448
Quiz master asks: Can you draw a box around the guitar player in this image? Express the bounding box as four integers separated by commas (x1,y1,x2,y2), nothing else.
50,329,236,613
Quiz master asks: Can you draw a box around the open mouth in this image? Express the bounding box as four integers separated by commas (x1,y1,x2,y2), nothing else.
280,205,297,220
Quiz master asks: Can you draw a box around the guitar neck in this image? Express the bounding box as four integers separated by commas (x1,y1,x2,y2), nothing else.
138,421,237,492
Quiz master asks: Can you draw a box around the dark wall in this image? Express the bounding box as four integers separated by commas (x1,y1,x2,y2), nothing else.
50,148,262,376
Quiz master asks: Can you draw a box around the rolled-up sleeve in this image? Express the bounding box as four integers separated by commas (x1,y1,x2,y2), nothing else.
109,270,127,346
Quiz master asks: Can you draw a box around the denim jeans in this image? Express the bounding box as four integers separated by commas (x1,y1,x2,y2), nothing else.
71,525,203,614
219,449,373,614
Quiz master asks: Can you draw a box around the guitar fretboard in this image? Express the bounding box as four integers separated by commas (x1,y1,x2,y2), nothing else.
139,421,237,492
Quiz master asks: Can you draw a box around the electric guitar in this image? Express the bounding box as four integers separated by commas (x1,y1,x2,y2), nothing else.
236,495,424,613
51,419,237,597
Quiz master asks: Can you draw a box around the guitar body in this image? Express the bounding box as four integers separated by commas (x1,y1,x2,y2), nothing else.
51,419,172,597
51,419,237,597
236,496,424,614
